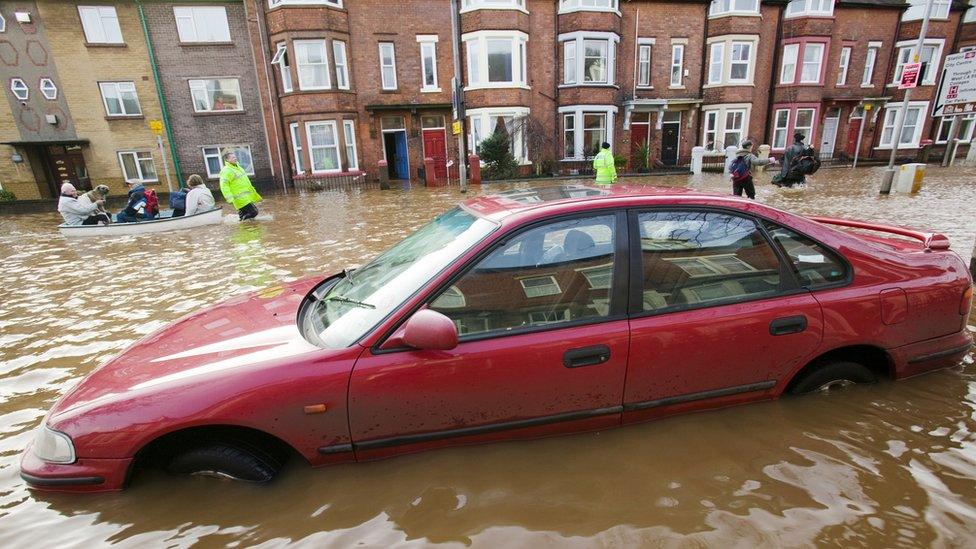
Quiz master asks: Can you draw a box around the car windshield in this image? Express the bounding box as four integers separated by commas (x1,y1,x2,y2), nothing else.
302,207,497,348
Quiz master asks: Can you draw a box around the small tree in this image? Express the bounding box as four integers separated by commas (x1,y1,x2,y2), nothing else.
479,130,519,180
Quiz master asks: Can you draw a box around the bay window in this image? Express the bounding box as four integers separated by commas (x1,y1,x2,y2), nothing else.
559,106,616,159
769,105,818,150
343,120,359,171
290,122,304,174
708,0,759,16
800,43,825,83
936,114,976,143
467,107,529,163
879,102,928,148
558,0,619,13
306,120,342,173
780,44,798,84
701,105,749,149
294,40,331,90
333,40,350,90
785,0,834,18
837,46,851,86
893,40,943,86
794,109,815,141
271,42,293,93
779,40,827,85
706,36,757,86
461,0,527,11
464,31,529,88
269,0,342,7
772,109,790,149
903,0,950,21
559,31,617,86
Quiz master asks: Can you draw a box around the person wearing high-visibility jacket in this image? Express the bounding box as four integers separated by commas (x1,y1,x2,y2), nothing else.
592,142,617,185
219,150,262,221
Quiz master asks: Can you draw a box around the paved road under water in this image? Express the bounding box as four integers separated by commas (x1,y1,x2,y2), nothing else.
0,166,974,548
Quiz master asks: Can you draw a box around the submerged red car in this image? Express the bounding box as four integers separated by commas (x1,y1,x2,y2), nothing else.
22,186,973,492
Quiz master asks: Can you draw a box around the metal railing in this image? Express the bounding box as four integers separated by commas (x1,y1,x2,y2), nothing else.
291,173,373,192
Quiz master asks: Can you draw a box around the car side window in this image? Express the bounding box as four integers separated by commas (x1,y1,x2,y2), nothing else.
763,222,848,288
638,211,782,312
429,215,617,337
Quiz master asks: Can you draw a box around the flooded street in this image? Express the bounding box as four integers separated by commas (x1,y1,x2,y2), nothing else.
1,166,975,548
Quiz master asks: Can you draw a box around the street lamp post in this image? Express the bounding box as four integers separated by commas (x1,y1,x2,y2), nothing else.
880,0,935,194
449,0,468,193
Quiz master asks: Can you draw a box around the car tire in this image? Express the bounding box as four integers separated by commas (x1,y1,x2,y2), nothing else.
788,360,877,395
166,443,283,483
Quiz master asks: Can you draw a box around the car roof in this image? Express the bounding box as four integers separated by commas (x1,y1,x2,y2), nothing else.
461,184,744,221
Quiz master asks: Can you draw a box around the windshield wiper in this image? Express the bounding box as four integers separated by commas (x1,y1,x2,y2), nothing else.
325,294,376,309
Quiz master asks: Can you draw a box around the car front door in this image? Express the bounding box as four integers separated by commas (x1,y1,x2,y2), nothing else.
349,212,630,459
623,209,824,423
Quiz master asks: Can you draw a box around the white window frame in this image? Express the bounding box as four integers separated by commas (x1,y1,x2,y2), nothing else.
772,109,790,149
99,81,141,116
306,120,342,174
463,30,529,89
10,78,28,100
39,78,57,100
269,0,342,8
708,0,759,17
936,114,976,144
78,6,123,44
893,39,944,86
188,78,243,113
118,151,158,183
862,43,880,87
558,0,619,15
173,6,230,43
289,122,304,174
272,42,293,93
564,41,577,84
333,40,349,90
879,101,929,149
460,0,527,13
670,43,685,88
785,0,834,18
705,35,758,87
202,145,255,179
637,41,652,88
793,108,816,142
379,42,397,90
294,39,331,91
417,35,441,92
799,42,825,84
903,0,950,21
700,104,750,149
0,14,6,32
558,104,617,160
467,106,531,164
343,119,359,171
780,44,799,84
837,46,851,86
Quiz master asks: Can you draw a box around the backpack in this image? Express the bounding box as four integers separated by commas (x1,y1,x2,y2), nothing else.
794,146,822,176
169,188,187,210
730,155,751,183
143,188,159,218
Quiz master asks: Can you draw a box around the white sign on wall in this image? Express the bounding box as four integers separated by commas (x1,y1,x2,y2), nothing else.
934,50,976,117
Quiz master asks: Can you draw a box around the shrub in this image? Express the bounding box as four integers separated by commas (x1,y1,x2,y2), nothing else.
0,189,16,202
634,141,650,171
478,131,519,181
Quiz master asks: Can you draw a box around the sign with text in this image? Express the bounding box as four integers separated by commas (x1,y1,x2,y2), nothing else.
934,51,976,117
452,120,462,135
899,62,922,89
148,119,164,135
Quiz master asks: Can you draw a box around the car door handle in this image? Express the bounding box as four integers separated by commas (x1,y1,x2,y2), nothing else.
769,315,808,336
563,345,611,368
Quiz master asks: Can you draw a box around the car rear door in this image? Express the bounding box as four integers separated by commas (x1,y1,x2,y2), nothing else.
623,208,824,423
349,211,631,459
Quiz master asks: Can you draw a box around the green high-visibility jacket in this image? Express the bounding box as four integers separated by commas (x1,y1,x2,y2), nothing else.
219,162,262,210
593,149,617,185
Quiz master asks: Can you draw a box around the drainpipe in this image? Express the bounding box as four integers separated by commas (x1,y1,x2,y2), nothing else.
136,0,183,184
763,4,785,146
554,3,561,165
695,8,709,145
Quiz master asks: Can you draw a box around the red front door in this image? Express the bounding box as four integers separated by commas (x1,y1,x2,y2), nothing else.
349,212,629,459
630,124,649,170
624,209,824,422
845,118,862,157
423,128,448,179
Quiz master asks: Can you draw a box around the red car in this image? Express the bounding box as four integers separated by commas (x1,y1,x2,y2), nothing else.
22,186,973,492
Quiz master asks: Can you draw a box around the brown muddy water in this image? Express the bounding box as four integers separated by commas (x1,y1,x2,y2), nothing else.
1,166,975,548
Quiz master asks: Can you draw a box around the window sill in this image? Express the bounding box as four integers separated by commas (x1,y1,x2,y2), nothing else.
421,87,443,93
636,85,654,90
875,145,921,150
465,84,530,91
294,169,364,178
707,13,761,20
783,14,835,20
267,3,345,12
860,84,875,88
558,8,621,17
179,41,236,47
192,110,246,117
287,88,355,95
778,82,826,88
85,42,127,48
557,83,618,89
702,83,755,89
668,85,686,90
459,6,529,15
105,115,144,120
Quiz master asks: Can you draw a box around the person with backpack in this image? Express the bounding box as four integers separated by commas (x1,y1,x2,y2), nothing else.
777,132,810,187
729,139,777,200
219,150,262,221
592,142,618,185
116,179,155,223
169,182,188,217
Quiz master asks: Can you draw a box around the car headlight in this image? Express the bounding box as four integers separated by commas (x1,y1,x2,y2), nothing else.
33,426,76,464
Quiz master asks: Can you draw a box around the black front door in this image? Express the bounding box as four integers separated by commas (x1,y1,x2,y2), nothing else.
661,116,680,166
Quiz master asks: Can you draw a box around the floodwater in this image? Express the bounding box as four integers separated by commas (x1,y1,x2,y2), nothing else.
1,166,975,548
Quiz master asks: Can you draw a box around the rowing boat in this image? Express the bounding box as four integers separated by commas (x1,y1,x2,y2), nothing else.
58,208,224,237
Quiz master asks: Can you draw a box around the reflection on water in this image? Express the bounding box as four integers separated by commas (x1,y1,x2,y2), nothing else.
0,166,974,547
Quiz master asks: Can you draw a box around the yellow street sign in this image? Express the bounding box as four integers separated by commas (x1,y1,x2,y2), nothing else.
452,120,462,135
148,119,164,135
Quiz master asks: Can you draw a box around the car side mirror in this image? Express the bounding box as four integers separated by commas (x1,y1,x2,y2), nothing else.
400,309,458,351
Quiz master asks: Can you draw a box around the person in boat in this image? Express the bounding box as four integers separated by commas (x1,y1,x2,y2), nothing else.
219,150,261,221
169,182,188,218
184,174,215,216
116,179,151,223
58,183,110,226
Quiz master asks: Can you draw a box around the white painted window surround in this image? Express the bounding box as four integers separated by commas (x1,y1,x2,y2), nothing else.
558,105,617,160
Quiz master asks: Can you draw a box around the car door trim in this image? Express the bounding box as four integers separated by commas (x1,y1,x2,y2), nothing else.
323,405,623,453
622,380,777,412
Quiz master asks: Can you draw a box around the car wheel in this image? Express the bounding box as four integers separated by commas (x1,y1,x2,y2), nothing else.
788,360,877,395
166,443,283,483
